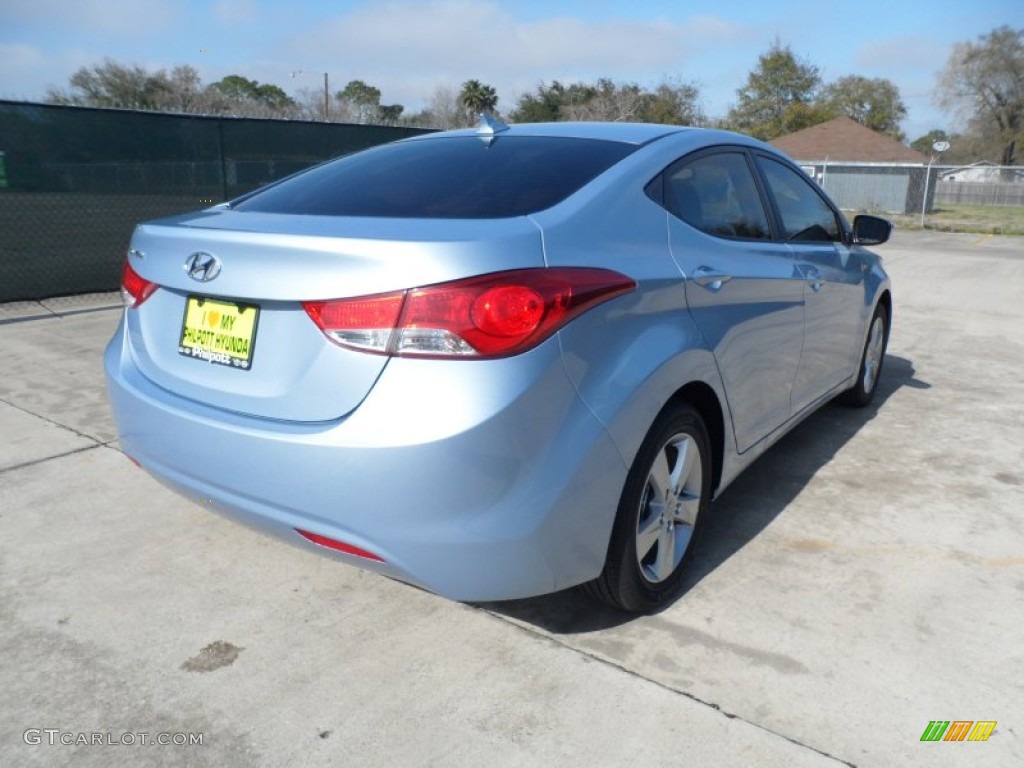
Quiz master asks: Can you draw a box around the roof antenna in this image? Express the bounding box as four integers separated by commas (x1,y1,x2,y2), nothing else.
476,112,509,145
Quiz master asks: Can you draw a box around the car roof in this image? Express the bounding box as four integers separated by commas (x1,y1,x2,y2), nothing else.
406,120,690,146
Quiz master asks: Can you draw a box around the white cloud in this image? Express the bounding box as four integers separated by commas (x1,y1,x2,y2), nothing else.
0,42,45,71
0,45,100,101
276,1,753,110
212,0,259,25
3,0,179,38
854,36,948,76
851,36,953,138
0,43,46,99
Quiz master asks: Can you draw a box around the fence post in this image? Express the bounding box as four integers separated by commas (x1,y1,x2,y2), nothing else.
920,157,933,227
217,119,228,201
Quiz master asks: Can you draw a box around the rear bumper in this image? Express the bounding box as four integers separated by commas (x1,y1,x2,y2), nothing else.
104,314,627,601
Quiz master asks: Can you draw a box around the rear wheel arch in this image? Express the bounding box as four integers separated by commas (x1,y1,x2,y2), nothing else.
665,382,725,496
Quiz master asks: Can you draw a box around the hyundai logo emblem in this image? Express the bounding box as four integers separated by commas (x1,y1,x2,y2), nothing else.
184,252,222,282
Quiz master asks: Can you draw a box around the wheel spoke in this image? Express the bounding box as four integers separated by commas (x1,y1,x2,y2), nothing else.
636,505,662,559
648,452,672,501
654,524,676,581
669,437,697,495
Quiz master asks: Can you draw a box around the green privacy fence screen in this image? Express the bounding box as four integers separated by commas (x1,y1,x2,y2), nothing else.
0,101,433,302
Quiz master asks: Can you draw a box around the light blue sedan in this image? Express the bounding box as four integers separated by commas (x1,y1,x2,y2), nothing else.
105,119,892,612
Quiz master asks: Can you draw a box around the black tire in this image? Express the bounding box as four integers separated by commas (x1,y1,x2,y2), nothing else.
585,403,711,613
838,304,889,407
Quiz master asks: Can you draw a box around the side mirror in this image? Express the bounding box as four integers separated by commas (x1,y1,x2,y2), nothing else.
852,214,893,246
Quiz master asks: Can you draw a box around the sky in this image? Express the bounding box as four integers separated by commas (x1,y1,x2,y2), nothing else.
0,0,1018,141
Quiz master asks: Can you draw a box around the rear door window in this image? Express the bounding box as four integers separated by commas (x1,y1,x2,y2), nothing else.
233,136,636,219
660,152,772,240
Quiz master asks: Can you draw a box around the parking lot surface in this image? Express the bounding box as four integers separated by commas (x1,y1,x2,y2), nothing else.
1,230,1021,767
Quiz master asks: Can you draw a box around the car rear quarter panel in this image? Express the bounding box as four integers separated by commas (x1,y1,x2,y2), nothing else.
534,148,736,478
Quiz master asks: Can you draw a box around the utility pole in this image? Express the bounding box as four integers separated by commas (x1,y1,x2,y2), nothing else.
291,70,330,121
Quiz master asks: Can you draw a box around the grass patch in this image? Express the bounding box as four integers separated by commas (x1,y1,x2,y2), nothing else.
872,204,1024,236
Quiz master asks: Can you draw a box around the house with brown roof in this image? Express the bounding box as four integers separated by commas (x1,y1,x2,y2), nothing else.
768,116,932,214
769,116,926,163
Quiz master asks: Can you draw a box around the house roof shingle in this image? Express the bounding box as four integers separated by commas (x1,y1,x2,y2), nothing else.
768,116,926,164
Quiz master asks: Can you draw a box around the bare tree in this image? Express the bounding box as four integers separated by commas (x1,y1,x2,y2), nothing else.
44,58,305,119
427,85,464,129
46,58,173,110
938,26,1024,166
562,80,648,122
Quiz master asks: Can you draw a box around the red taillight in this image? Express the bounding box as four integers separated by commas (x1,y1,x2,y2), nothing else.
303,291,404,354
470,285,546,337
302,268,635,359
121,260,158,308
295,529,385,562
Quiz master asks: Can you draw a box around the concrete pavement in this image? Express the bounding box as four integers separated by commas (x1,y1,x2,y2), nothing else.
1,230,1021,767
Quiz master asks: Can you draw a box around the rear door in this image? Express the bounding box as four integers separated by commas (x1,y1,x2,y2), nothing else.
753,154,867,412
662,149,805,453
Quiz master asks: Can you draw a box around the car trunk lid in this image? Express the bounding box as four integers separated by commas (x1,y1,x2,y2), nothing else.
124,209,544,422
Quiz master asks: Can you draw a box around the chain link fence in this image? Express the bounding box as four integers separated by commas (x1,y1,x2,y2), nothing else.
0,101,432,302
797,159,1024,230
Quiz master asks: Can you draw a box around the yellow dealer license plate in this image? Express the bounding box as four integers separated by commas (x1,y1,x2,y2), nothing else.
178,296,259,370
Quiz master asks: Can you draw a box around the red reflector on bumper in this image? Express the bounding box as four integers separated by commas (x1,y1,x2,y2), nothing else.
295,529,385,562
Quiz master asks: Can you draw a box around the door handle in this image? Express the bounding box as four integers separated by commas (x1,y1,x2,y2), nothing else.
802,266,824,292
691,265,732,292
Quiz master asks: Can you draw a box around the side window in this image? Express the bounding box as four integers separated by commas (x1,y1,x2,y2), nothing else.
756,156,841,243
663,152,771,240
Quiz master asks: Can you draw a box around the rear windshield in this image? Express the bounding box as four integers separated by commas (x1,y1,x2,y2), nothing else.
232,136,636,219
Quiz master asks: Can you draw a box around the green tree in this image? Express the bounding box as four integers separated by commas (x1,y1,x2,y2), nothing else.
336,80,382,124
727,41,828,139
210,74,258,101
818,75,908,141
251,83,294,111
459,80,499,120
512,81,584,122
510,78,703,125
644,80,705,126
377,104,404,125
211,75,294,111
938,26,1024,166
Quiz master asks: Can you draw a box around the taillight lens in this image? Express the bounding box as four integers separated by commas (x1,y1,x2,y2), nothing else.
303,268,635,359
121,260,158,308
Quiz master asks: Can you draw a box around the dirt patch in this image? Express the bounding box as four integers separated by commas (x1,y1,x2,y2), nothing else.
181,640,244,673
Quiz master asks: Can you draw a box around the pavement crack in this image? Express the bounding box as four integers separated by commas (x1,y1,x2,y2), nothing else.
0,396,105,445
478,606,857,768
0,443,106,476
0,303,120,325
